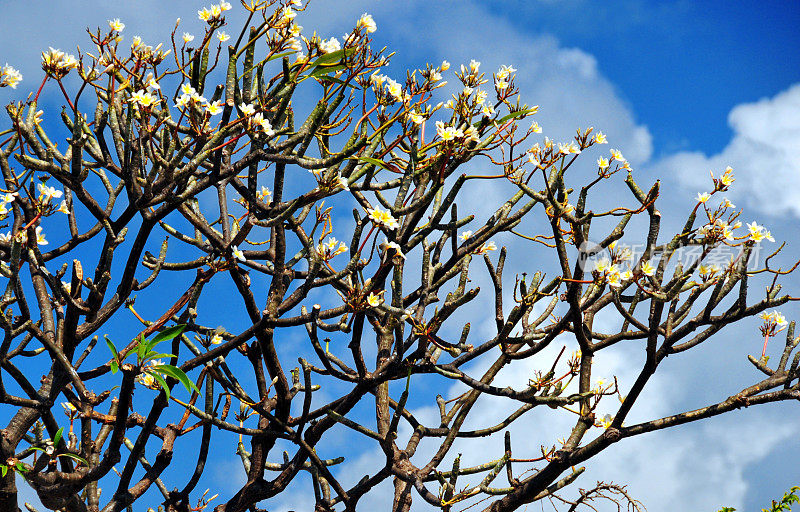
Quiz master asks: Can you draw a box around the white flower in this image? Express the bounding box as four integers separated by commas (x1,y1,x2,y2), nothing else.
594,132,607,144
496,64,516,80
252,113,275,136
460,230,472,241
137,372,157,388
336,176,350,191
357,13,377,33
381,238,405,260
0,64,23,89
219,1,232,10
109,19,125,32
205,100,223,115
217,31,231,42
435,121,463,141
597,157,609,170
474,241,497,255
35,226,47,246
37,183,63,202
441,60,450,71
183,32,195,43
175,94,191,108
210,333,224,345
384,78,404,102
366,291,383,307
131,90,157,108
256,186,271,201
57,201,70,214
696,192,711,203
240,103,255,116
640,260,656,277
231,245,245,262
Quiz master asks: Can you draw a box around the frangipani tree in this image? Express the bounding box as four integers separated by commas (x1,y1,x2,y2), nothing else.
0,2,798,512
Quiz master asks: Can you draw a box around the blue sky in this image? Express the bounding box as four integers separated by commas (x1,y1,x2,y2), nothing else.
2,1,800,511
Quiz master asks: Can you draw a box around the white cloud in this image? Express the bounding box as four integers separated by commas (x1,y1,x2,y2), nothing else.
651,83,800,217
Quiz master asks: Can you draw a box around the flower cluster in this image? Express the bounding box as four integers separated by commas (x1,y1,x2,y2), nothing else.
0,226,48,246
239,103,276,135
0,192,17,220
593,254,655,288
318,237,348,261
0,64,22,89
370,73,406,104
367,206,399,230
175,84,223,117
494,64,516,90
41,47,78,79
746,221,774,243
198,2,232,24
136,359,166,388
130,37,171,65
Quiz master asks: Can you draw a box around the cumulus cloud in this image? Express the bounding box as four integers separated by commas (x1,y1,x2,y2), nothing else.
651,83,800,218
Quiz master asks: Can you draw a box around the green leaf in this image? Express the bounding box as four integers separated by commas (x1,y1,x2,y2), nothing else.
496,108,538,125
110,360,119,374
136,333,147,362
265,50,296,63
311,72,359,89
151,325,186,345
309,63,347,78
104,335,119,361
15,462,26,473
152,364,199,394
357,156,391,171
307,49,347,69
53,426,64,446
150,372,171,400
56,453,88,466
142,353,177,364
0,464,6,477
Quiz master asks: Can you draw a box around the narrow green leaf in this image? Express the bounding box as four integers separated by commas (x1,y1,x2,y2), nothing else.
142,353,177,366
308,49,346,69
56,453,88,466
358,156,391,171
265,50,296,63
152,364,199,394
312,73,358,89
110,360,119,374
104,335,119,360
53,427,64,446
0,464,7,477
496,108,537,125
151,325,186,345
309,63,347,78
150,372,171,400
